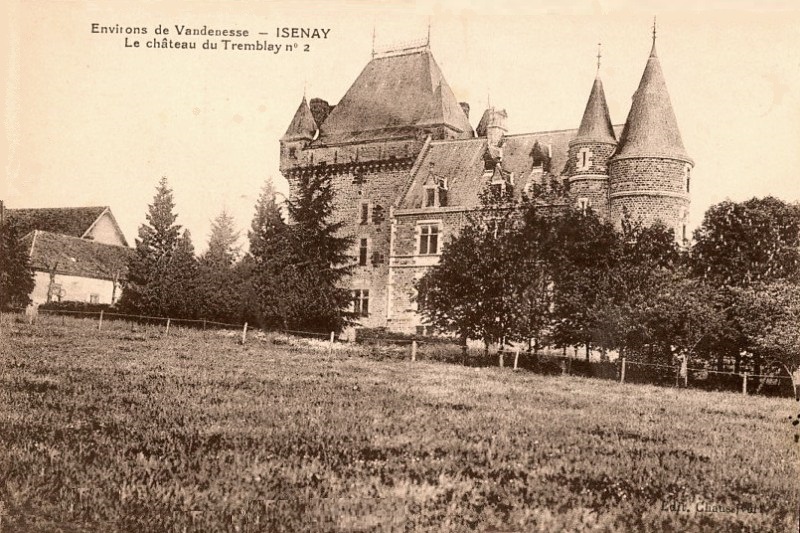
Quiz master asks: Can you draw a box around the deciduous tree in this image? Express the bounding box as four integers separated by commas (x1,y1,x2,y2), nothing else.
692,197,800,286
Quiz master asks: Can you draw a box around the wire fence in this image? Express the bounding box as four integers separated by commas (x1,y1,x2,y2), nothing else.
2,306,796,398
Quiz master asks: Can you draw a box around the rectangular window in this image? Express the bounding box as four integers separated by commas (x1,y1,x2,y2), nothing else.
359,238,368,266
359,201,370,224
89,294,99,304
418,224,439,255
577,197,589,214
352,289,370,316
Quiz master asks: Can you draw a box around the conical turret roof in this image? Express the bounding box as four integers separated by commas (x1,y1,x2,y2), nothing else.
575,76,616,144
614,42,691,162
281,96,317,141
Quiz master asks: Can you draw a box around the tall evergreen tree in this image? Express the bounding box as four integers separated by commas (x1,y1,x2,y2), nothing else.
283,173,354,333
204,210,241,267
0,219,35,310
196,210,242,322
120,177,193,317
164,229,199,319
248,179,289,328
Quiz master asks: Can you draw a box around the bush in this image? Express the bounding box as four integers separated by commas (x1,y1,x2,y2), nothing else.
38,301,113,314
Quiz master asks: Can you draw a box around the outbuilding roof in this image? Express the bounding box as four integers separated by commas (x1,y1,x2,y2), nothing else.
22,230,133,281
7,206,107,239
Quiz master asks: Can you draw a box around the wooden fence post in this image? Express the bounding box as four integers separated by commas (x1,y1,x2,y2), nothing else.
329,331,335,355
683,356,689,388
620,357,626,383
241,322,248,344
411,340,417,361
513,348,519,371
561,358,567,376
499,350,504,368
742,373,748,395
98,310,104,331
165,318,171,336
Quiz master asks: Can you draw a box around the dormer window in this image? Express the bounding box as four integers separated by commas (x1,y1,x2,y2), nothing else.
424,174,448,208
489,166,513,199
483,149,498,173
576,148,593,171
425,187,436,207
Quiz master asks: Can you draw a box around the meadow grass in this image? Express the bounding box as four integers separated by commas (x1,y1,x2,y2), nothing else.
1,317,798,532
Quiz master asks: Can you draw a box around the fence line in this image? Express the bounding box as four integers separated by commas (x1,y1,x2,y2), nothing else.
3,308,795,396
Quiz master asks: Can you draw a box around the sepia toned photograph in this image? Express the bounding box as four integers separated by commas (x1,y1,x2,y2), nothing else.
1,1,799,531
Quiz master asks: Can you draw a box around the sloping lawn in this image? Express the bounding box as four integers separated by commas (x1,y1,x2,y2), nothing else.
1,320,798,532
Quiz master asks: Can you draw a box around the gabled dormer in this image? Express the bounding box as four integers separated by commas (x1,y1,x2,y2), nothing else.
487,163,514,198
423,163,448,208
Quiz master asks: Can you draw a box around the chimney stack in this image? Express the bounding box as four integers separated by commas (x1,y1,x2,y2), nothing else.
486,108,507,148
309,98,332,127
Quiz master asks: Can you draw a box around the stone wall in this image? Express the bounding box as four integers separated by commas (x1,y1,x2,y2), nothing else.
387,208,469,333
280,137,426,329
566,141,616,220
608,156,691,234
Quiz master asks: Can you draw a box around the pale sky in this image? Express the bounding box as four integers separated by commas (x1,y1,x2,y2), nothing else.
3,1,799,251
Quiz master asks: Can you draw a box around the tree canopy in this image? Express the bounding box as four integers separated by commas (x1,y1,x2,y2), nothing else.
0,219,35,310
120,177,198,318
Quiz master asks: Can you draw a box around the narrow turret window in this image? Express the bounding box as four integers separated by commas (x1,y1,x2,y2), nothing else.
685,165,691,193
577,148,593,171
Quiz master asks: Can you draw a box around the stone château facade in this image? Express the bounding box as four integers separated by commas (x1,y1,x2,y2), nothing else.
279,36,692,334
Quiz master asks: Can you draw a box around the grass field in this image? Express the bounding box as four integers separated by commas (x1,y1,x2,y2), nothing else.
1,318,798,532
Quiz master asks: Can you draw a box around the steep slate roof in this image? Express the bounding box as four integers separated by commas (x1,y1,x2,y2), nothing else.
613,42,691,162
316,49,473,144
7,207,107,239
281,96,318,141
22,231,133,281
575,76,616,144
398,125,625,210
